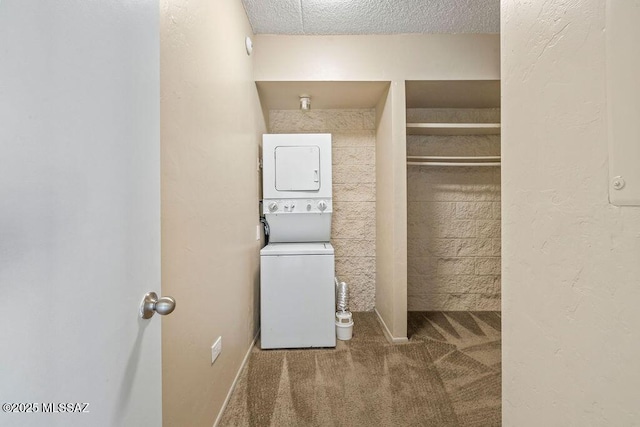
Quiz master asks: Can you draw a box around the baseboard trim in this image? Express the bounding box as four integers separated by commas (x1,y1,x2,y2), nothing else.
213,328,259,427
374,308,409,344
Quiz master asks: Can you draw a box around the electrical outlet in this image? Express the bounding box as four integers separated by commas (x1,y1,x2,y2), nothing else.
211,336,222,364
256,224,261,241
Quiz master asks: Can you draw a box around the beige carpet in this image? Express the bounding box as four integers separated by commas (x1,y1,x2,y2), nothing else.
219,311,501,426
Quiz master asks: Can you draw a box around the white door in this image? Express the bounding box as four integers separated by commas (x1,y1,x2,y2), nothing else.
0,1,163,426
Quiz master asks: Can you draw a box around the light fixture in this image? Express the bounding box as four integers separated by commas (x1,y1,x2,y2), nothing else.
299,95,311,111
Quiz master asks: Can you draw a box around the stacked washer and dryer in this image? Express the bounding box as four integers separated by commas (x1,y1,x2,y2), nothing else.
260,133,336,349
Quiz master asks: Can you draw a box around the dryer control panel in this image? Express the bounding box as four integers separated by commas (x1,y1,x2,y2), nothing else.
264,199,332,214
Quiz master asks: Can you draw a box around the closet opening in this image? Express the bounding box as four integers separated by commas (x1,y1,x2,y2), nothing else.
404,80,502,413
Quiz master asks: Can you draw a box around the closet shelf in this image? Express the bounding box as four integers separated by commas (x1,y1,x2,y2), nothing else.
406,123,501,135
407,156,501,167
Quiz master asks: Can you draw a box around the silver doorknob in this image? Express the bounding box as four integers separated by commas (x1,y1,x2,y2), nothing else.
140,292,176,319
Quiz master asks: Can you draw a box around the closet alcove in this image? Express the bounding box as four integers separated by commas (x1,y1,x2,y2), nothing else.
405,80,502,318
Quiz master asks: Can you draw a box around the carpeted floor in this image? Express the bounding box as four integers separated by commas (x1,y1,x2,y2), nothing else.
219,311,501,426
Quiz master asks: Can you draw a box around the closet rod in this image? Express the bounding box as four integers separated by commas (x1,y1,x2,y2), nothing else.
407,162,501,167
407,156,501,162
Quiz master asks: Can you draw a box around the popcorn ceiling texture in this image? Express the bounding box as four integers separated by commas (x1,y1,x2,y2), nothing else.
269,109,376,311
407,108,501,311
242,0,500,35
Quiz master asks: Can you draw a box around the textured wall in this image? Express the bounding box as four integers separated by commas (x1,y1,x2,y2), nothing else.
269,109,376,311
160,1,265,425
503,0,640,424
407,109,500,311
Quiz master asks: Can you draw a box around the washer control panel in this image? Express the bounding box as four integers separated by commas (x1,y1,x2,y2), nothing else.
264,199,332,214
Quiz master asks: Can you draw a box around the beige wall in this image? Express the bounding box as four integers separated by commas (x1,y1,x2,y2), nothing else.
407,108,501,311
160,1,265,425
254,34,500,81
503,0,640,424
375,83,408,341
269,109,377,311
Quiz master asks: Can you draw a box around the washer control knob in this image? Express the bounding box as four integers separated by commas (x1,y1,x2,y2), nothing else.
306,203,312,211
268,202,278,212
317,200,327,212
284,203,290,211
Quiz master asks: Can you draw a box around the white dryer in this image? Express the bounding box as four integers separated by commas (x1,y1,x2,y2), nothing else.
260,243,336,349
262,133,332,243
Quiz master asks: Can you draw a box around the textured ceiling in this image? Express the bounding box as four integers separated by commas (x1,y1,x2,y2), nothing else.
242,0,500,35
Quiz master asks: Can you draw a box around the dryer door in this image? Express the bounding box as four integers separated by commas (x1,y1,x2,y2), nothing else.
275,145,320,191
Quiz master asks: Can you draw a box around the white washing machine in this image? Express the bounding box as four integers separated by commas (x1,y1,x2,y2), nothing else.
260,243,336,349
260,133,335,349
